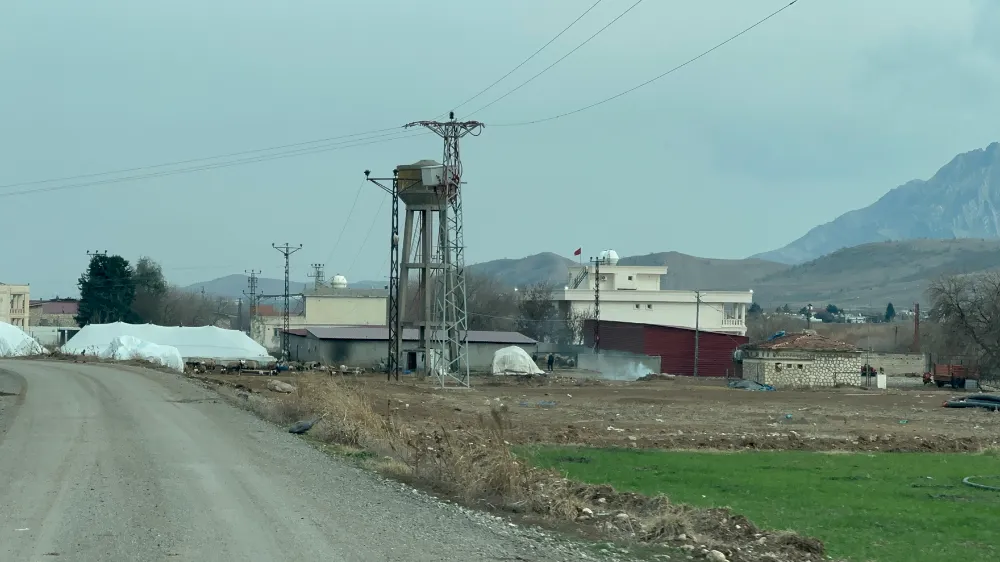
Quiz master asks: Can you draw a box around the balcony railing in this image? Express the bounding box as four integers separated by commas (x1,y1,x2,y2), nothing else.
721,318,744,327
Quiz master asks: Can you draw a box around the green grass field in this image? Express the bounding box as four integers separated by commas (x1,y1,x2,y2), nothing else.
526,447,1000,562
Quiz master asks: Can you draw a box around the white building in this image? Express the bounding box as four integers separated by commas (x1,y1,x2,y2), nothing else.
0,283,30,329
555,250,752,337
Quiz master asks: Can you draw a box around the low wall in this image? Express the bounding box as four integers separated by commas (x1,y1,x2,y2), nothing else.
867,352,925,376
576,351,661,381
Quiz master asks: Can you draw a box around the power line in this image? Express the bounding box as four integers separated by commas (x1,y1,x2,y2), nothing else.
0,130,428,200
324,178,367,266
465,0,645,119
346,192,387,277
448,0,606,115
0,126,404,190
492,0,800,127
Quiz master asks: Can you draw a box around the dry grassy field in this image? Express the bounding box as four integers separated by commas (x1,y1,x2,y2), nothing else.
197,370,998,453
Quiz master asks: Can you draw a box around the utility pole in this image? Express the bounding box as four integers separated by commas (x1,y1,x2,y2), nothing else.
272,243,302,361
404,112,484,388
243,269,260,338
366,169,418,382
236,297,243,333
591,256,602,353
693,290,701,377
308,263,325,291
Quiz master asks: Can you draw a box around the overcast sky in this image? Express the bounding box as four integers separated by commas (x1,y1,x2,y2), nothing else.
2,0,999,298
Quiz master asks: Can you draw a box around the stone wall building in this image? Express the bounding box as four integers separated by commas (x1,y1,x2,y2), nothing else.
741,331,863,388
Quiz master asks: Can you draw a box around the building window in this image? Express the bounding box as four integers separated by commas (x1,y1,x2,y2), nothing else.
797,364,803,369
646,304,652,310
634,304,640,309
627,275,633,281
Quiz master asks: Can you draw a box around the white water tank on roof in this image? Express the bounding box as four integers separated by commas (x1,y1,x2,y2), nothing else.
599,249,620,265
331,274,348,289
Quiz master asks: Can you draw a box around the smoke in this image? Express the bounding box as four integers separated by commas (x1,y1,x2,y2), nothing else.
595,356,655,381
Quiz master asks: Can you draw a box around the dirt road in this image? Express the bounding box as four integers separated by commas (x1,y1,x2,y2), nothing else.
0,361,588,562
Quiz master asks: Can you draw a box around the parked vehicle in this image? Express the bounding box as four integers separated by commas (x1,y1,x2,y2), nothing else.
923,363,979,388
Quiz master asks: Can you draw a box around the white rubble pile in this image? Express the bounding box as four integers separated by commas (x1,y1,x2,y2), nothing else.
61,322,274,363
0,321,46,357
99,335,185,372
491,346,544,376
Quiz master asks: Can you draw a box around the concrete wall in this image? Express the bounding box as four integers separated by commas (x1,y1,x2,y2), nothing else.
866,352,925,376
576,350,662,381
304,295,386,325
744,351,863,388
26,326,81,347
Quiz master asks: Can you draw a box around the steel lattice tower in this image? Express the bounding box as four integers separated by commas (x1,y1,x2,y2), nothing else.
272,243,302,360
404,113,484,388
308,263,325,290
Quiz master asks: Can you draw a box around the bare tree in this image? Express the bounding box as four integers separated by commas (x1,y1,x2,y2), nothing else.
927,273,1000,386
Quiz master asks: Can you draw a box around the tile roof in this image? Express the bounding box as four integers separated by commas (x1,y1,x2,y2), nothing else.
748,331,858,352
296,325,536,345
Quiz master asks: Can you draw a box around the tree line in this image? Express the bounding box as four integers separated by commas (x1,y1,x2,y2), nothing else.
75,254,236,328
75,253,588,344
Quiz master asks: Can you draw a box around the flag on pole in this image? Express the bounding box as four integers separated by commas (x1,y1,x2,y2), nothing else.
573,248,582,256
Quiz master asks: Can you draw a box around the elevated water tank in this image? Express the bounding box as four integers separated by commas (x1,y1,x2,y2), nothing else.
331,274,348,289
599,249,620,266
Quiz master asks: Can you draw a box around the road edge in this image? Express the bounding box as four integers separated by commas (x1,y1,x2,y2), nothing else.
0,365,28,447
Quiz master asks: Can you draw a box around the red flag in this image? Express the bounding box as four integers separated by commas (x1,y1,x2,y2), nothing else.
573,248,582,256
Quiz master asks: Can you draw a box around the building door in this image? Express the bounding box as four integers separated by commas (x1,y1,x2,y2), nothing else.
406,352,417,371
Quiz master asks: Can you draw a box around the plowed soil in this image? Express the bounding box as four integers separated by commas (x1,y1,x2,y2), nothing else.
195,370,1000,453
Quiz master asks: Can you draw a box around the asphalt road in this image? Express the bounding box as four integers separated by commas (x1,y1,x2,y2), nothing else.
0,360,587,562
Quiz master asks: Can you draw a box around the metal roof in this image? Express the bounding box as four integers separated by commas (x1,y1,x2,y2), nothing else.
299,325,536,345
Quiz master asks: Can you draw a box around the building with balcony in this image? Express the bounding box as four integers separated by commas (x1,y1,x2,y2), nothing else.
555,250,753,337
0,283,31,329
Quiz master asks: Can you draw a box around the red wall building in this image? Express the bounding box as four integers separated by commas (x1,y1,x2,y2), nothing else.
583,319,748,377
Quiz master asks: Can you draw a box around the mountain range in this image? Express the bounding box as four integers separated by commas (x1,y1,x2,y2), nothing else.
187,142,1000,310
753,141,1000,264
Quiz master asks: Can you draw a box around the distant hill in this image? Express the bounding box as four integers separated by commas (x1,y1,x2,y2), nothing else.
750,238,1000,309
618,252,787,291
183,274,308,299
467,252,575,287
464,251,788,292
753,142,1000,264
188,238,1000,310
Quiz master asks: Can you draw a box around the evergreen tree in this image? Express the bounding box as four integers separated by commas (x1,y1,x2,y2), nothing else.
76,254,137,327
885,302,896,322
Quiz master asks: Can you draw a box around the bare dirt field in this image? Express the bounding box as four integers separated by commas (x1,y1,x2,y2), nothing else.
194,370,1000,453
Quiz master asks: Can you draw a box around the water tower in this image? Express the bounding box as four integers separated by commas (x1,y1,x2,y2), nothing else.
395,159,466,385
